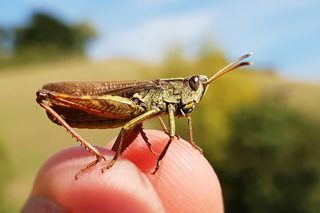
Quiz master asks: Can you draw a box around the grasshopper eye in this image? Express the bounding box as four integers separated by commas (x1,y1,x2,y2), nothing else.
189,75,200,91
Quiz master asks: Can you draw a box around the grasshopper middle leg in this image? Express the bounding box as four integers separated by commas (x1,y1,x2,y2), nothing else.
101,107,161,172
151,104,176,175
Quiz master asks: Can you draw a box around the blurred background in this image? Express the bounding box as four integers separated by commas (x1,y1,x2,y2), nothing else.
1,0,320,212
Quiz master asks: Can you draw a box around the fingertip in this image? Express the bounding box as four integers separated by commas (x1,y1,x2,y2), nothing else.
22,196,66,213
29,130,223,213
110,129,224,213
28,146,165,213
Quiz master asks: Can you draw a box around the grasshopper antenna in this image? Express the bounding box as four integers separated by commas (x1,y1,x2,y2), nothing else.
205,52,253,85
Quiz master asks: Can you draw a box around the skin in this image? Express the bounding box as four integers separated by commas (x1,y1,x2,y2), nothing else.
22,129,224,213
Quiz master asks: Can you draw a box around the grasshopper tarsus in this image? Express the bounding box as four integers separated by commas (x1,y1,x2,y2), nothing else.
188,140,203,154
151,158,163,175
147,144,158,155
75,156,103,180
37,53,253,179
151,165,160,175
101,160,116,173
196,146,203,154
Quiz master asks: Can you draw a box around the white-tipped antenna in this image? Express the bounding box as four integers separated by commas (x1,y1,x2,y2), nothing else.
204,52,253,85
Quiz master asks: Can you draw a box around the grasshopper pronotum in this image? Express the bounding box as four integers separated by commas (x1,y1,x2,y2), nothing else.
36,53,253,179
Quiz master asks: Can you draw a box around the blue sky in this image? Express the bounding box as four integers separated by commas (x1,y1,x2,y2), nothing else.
1,0,319,82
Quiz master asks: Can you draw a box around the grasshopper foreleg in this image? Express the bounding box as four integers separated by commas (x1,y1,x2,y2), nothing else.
187,115,203,154
101,107,161,173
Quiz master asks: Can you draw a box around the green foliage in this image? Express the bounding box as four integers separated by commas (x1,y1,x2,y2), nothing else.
0,134,12,212
213,103,320,213
162,45,227,78
16,13,73,52
0,12,96,67
15,13,96,55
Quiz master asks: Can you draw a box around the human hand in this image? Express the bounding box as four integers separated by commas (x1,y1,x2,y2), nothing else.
22,129,223,213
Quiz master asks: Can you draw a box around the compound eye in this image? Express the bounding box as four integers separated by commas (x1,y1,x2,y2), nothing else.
189,75,200,91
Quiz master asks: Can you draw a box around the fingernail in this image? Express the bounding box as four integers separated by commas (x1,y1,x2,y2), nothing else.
21,196,66,213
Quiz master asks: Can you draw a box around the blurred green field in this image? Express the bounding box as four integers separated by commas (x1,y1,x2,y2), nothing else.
0,56,319,212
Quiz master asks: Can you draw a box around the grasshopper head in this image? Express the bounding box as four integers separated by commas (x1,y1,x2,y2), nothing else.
180,53,253,115
180,75,209,115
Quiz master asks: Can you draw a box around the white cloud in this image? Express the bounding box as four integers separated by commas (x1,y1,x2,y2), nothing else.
89,11,215,62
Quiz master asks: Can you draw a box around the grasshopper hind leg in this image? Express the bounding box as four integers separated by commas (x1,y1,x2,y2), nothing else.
36,97,106,179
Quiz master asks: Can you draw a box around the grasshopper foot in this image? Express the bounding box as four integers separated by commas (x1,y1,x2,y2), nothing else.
74,154,105,180
190,142,203,154
144,140,158,155
101,159,116,173
150,160,161,175
75,155,105,180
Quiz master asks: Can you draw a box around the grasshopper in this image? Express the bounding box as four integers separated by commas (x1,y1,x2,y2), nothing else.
36,53,253,179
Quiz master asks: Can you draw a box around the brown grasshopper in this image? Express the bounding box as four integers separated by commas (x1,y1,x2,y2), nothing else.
36,53,253,179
